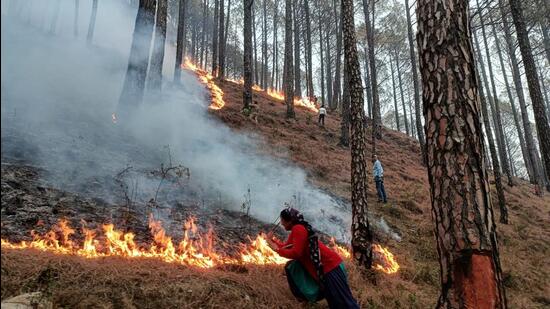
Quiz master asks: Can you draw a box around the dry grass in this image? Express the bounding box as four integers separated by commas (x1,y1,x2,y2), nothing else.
2,81,549,308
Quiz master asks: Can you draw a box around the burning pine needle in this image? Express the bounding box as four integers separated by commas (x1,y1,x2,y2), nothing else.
1,217,399,274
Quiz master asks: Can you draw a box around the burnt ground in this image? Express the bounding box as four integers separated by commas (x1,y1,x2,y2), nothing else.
0,162,291,254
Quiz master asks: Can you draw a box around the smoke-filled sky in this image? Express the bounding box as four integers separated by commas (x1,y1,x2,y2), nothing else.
0,0,368,240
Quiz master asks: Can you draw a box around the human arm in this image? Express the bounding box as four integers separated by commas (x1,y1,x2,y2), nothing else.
276,225,308,259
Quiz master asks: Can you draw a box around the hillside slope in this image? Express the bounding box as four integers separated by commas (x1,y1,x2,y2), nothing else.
2,78,549,308
214,79,550,308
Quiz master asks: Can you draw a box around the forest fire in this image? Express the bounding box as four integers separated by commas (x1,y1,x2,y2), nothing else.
1,218,399,274
182,59,225,110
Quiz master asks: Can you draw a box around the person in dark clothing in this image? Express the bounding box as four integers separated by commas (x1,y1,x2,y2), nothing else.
267,208,360,309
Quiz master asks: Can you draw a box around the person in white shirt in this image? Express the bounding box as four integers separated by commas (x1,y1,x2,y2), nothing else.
318,105,327,126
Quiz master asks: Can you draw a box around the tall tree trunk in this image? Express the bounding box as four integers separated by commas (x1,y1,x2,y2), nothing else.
303,0,314,98
363,44,373,118
223,0,231,69
148,0,167,93
491,17,533,183
218,0,225,78
243,0,253,110
200,0,208,68
271,5,279,90
477,0,513,187
538,66,550,122
253,6,259,84
331,0,342,110
508,0,550,190
293,0,302,98
342,0,373,269
74,0,80,37
261,0,268,89
390,55,401,131
362,0,381,143
395,48,410,135
325,24,333,108
284,0,295,118
474,49,509,224
87,0,98,44
340,63,350,146
319,9,326,106
417,0,507,306
118,0,156,110
499,0,545,193
174,0,187,82
212,0,219,75
404,0,426,165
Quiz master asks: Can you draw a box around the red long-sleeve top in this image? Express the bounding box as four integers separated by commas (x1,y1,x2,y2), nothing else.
274,224,342,280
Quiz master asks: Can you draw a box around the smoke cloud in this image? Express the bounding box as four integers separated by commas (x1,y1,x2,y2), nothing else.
1,1,357,240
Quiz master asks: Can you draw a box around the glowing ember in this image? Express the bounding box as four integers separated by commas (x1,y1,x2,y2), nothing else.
111,113,117,124
183,58,225,110
1,218,399,274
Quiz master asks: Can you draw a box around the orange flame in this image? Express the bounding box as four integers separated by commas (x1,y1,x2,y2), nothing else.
2,218,398,274
329,238,399,274
183,58,225,110
263,87,319,113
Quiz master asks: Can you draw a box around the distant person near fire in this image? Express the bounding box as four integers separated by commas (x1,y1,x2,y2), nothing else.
318,103,326,126
266,208,359,309
373,155,387,204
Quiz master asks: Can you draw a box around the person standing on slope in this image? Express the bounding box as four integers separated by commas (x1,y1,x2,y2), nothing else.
267,208,359,309
372,155,387,204
318,105,327,126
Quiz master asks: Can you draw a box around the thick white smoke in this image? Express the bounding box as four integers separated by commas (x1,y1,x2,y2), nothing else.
1,0,354,240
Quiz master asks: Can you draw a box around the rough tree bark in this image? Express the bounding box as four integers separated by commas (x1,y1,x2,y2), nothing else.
148,0,167,92
87,0,98,44
508,0,550,190
174,0,187,82
340,63,350,147
243,0,253,110
293,0,302,98
118,0,156,110
342,0,373,269
417,0,507,307
284,0,295,118
363,44,373,118
303,0,314,98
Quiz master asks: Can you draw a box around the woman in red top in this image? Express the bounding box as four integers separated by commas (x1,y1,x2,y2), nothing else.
267,208,359,309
